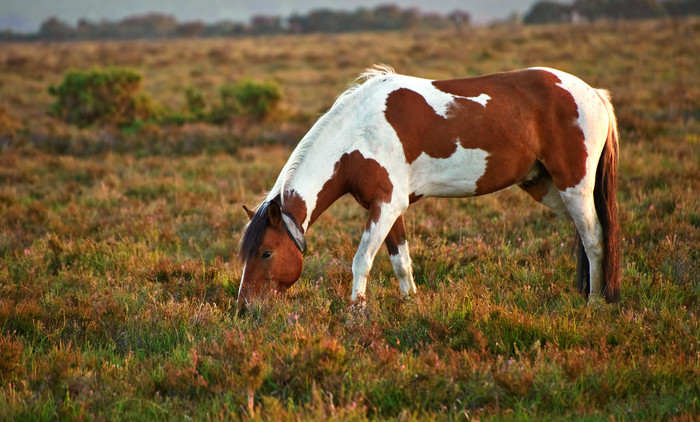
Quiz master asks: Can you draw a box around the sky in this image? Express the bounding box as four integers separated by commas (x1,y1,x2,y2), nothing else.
0,0,539,33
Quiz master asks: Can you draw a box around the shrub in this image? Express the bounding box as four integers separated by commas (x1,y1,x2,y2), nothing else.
184,87,207,120
48,67,155,128
209,79,281,125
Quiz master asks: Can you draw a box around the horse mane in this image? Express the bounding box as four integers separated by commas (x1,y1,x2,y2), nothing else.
357,63,395,82
269,64,397,205
239,200,272,260
240,65,397,259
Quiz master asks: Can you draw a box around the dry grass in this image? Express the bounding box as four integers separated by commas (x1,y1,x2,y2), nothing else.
0,18,698,420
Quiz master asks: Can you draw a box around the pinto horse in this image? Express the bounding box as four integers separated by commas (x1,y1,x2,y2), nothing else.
238,66,620,308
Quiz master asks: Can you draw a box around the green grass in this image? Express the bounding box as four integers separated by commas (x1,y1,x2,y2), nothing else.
1,18,699,421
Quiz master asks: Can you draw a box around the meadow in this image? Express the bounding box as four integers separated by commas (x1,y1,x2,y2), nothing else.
0,18,698,420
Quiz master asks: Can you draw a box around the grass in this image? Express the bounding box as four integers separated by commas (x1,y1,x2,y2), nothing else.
0,18,699,420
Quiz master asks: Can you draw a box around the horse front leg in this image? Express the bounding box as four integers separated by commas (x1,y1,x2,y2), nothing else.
351,202,405,302
384,215,416,297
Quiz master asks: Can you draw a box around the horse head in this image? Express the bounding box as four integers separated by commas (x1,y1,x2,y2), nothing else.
237,199,306,309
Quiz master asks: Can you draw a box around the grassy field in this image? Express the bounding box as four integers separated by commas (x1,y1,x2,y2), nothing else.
0,18,699,420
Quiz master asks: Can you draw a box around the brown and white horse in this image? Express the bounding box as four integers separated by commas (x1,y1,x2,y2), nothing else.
238,66,620,308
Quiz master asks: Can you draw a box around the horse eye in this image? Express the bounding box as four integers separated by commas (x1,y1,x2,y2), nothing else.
262,251,272,259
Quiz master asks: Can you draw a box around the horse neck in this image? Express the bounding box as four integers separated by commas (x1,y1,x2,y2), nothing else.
277,152,348,233
272,78,382,232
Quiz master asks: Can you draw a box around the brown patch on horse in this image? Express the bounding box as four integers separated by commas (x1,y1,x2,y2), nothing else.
384,215,407,256
520,178,550,202
282,189,308,231
518,161,551,202
385,69,588,194
384,88,459,163
310,150,394,226
409,192,423,203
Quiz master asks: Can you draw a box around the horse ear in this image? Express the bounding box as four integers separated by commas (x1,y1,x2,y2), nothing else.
267,201,282,227
242,205,255,220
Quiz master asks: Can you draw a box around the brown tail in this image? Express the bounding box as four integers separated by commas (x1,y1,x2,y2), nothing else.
577,90,621,302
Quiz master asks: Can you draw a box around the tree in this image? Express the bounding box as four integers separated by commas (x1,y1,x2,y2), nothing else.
374,5,404,30
524,1,573,24
663,0,700,16
603,0,667,19
114,13,178,39
38,17,75,40
176,21,206,38
250,16,282,35
449,10,471,32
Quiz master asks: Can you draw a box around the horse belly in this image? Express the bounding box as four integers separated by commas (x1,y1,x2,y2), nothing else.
409,144,490,198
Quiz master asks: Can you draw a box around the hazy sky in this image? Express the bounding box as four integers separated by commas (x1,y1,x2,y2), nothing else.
0,0,538,32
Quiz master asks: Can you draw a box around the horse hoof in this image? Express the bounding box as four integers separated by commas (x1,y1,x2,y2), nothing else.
350,297,367,313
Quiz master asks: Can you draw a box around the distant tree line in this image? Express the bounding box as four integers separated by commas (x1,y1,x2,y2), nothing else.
0,5,471,42
524,0,700,25
1,1,696,42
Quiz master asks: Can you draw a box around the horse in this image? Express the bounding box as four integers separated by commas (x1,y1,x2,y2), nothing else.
237,65,620,309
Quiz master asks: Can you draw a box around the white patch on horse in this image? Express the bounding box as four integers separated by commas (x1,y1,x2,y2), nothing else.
457,93,491,107
540,182,568,217
409,143,490,198
390,242,416,296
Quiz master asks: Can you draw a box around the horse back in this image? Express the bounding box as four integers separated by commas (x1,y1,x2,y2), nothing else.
382,68,603,198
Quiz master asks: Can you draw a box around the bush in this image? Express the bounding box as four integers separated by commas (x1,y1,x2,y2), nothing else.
209,79,281,125
48,67,155,128
184,87,207,120
46,68,284,146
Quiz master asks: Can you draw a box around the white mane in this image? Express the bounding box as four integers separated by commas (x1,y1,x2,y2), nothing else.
357,63,396,81
266,64,397,206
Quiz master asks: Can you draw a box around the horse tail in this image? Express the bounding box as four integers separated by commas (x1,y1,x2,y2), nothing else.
586,89,621,302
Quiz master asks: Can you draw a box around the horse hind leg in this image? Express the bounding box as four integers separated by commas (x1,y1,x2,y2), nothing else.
519,165,599,301
384,215,416,296
559,186,605,304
